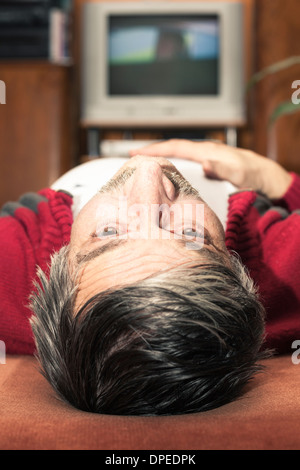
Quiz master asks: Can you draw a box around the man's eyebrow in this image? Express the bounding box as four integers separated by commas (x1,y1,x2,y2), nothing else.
76,238,128,265
76,237,216,267
98,167,136,193
98,165,200,198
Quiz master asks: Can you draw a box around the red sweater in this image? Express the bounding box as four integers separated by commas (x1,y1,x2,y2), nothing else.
0,189,73,354
0,176,299,355
226,172,300,353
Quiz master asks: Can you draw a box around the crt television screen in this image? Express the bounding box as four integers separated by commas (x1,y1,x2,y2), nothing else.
108,15,220,96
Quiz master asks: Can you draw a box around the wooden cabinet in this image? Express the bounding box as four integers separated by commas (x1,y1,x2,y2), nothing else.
0,61,74,207
2,0,298,210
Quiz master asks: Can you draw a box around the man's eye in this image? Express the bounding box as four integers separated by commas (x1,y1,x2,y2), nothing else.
180,227,203,238
102,227,118,236
96,226,119,238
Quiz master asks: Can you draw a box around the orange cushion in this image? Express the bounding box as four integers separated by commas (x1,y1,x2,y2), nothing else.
0,354,299,450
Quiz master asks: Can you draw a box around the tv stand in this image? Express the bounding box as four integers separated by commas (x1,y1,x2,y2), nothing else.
84,125,239,160
225,126,238,147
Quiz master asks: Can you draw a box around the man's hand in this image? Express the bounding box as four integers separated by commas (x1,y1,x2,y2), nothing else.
130,139,292,199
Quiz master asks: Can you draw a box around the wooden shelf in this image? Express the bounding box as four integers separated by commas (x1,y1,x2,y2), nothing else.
0,61,75,206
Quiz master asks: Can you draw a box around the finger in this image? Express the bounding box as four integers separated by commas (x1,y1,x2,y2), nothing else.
202,160,223,180
129,139,184,157
130,139,207,162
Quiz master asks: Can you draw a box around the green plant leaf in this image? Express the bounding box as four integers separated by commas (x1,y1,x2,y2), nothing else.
268,100,300,127
246,56,300,92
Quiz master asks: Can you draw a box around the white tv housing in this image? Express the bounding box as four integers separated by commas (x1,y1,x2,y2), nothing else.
81,1,245,128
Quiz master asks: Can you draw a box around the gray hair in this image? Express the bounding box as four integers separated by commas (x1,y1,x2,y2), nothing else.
30,244,267,415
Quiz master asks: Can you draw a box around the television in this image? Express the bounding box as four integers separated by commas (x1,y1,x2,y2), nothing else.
81,1,245,128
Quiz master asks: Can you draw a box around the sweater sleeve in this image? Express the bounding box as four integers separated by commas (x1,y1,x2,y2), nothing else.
253,193,300,354
0,190,73,355
226,188,300,354
273,172,300,212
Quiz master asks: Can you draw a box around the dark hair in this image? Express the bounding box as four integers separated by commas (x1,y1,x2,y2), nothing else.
30,245,267,416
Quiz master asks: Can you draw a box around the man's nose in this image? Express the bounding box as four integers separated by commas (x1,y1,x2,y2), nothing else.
127,160,175,205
